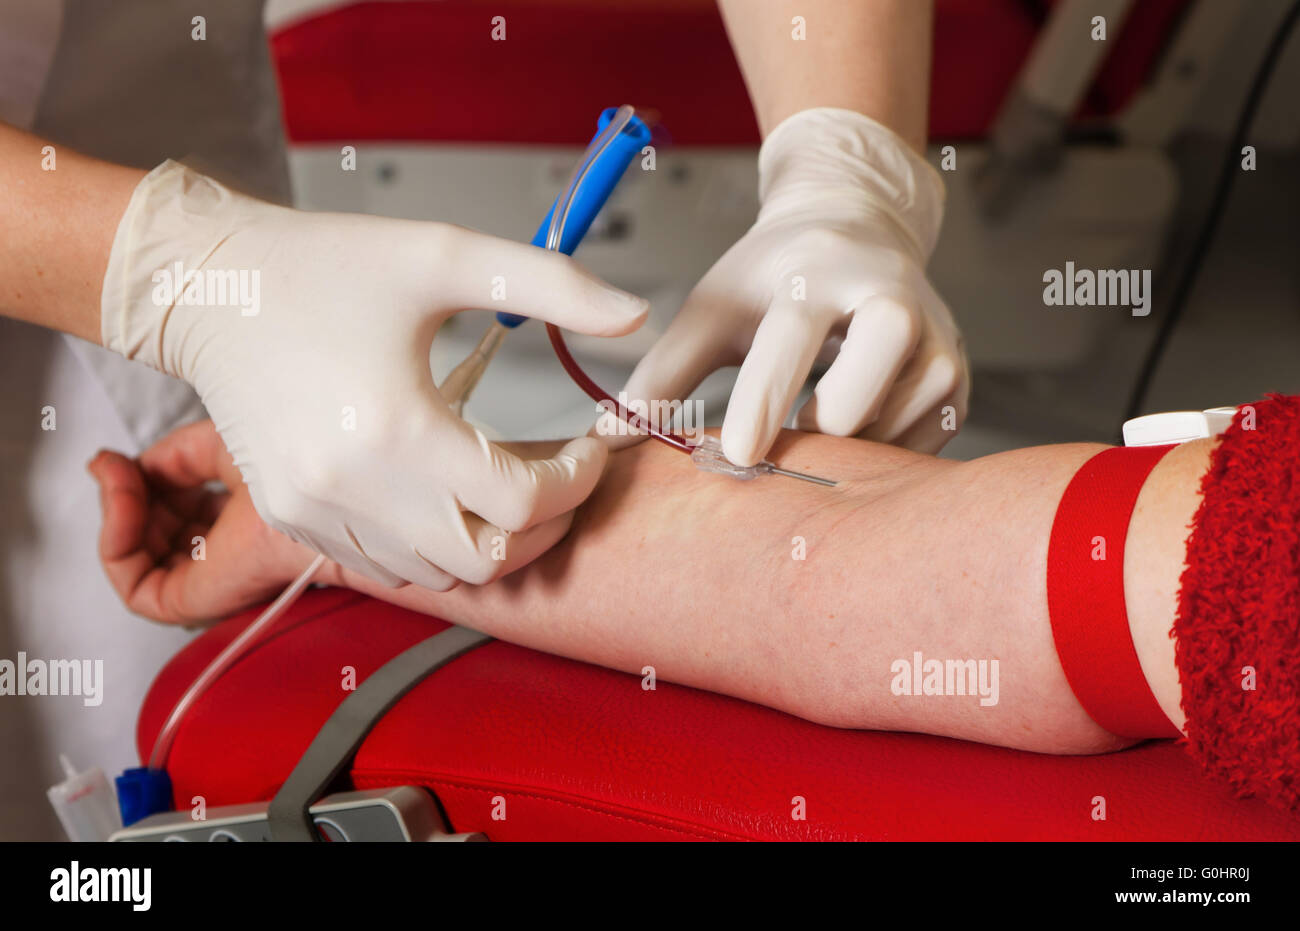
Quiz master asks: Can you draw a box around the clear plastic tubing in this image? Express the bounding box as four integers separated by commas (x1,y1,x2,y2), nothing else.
543,106,694,454
147,553,326,773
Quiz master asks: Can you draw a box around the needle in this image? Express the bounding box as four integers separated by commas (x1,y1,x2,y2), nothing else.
765,465,838,487
689,435,838,487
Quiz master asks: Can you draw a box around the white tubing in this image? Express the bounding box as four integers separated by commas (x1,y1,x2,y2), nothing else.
148,553,327,772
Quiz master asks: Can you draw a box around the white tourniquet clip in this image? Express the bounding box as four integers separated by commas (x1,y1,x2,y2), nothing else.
1122,407,1238,447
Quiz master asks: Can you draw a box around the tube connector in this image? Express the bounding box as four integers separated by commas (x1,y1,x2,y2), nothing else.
689,435,767,480
690,436,837,487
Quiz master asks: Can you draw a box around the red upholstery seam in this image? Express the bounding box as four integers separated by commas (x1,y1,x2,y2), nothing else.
350,770,756,841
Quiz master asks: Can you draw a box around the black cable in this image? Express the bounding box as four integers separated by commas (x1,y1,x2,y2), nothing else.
1120,0,1300,429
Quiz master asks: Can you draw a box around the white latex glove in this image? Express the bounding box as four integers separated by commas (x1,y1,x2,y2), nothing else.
604,107,969,464
101,160,649,590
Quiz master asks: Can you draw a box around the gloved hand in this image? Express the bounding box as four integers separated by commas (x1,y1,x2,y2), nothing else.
603,107,969,463
101,160,649,590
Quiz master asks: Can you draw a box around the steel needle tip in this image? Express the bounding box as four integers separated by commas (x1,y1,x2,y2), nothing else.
766,465,838,487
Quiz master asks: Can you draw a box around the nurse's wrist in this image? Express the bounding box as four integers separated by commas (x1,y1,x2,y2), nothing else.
0,122,143,344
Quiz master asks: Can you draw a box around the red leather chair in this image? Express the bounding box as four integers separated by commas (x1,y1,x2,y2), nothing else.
269,0,1191,147
138,588,1300,840
151,0,1280,841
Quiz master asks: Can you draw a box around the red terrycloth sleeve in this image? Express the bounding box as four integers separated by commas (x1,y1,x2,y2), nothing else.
1176,394,1300,809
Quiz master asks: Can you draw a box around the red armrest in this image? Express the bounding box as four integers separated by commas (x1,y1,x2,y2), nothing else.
138,588,1300,841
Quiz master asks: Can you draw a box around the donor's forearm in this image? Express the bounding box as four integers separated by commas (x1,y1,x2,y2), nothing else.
358,430,1209,755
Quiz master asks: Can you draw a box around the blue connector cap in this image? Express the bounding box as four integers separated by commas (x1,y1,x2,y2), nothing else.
496,107,652,329
115,767,173,826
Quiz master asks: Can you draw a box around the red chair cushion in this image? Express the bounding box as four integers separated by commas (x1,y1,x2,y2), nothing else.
138,588,1300,840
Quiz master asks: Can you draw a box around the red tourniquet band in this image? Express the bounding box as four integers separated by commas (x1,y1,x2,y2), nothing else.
1047,445,1182,739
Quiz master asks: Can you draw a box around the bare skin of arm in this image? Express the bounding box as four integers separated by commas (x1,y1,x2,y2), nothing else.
362,432,1203,755
92,423,1209,756
0,122,143,342
719,0,932,149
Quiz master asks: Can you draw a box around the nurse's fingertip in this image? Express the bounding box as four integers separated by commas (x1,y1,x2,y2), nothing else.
720,414,768,469
592,289,650,336
605,286,650,319
588,408,641,450
555,434,609,474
